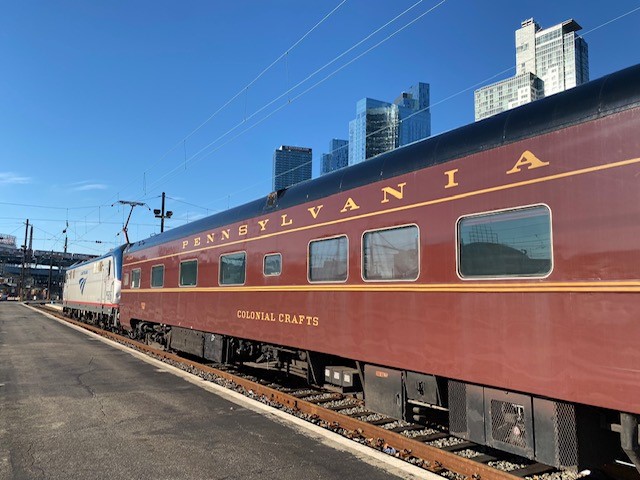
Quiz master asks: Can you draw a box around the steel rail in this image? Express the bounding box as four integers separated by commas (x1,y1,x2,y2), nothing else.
51,310,523,480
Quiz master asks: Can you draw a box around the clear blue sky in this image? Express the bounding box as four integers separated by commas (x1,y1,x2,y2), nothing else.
1,0,639,255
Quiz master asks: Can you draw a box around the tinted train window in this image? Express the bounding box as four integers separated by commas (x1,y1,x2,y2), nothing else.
263,253,282,276
458,205,552,278
131,269,141,289
179,260,198,286
151,265,164,288
220,252,246,285
363,225,419,281
308,236,348,282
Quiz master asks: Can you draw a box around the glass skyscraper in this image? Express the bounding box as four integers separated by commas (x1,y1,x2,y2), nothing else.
321,139,349,175
394,83,431,148
272,145,312,191
348,83,430,165
475,18,589,121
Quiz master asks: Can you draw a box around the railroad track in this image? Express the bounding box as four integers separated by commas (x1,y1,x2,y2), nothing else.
36,304,627,480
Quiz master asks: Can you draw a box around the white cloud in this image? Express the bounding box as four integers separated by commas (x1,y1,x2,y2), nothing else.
72,183,108,191
0,172,32,185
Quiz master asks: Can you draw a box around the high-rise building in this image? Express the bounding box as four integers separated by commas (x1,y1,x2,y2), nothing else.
474,18,589,121
349,98,396,165
321,139,349,175
348,83,430,165
272,145,312,191
394,83,431,148
475,73,544,120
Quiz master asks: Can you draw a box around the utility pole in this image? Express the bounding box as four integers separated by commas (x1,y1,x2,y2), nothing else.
28,225,35,300
47,250,53,301
57,255,63,301
28,225,33,262
19,220,29,301
154,192,173,233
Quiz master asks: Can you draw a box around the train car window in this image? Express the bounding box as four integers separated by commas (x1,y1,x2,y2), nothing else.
179,260,198,286
363,225,419,281
219,252,246,285
151,265,164,288
263,253,282,276
107,260,111,276
131,269,141,289
457,205,552,278
308,235,348,282
123,272,129,286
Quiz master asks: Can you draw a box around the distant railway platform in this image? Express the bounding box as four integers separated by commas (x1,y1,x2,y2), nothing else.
0,303,432,480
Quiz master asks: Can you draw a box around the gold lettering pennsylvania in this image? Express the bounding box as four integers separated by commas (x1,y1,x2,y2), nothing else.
181,181,407,250
178,152,547,251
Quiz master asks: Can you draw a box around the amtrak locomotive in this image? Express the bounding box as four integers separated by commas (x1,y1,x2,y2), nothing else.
63,245,125,330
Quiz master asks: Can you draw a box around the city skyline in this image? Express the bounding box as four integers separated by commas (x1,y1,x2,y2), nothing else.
1,1,639,255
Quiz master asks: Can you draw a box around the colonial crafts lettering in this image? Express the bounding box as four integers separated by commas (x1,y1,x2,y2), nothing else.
237,309,319,327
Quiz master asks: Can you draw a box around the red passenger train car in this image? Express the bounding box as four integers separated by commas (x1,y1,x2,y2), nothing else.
120,64,640,470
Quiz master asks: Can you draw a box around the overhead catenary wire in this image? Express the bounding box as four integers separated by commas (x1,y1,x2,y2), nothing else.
0,216,163,227
51,1,350,250
15,3,640,254
82,2,640,216
165,3,640,211
56,0,445,248
143,0,448,196
0,201,110,210
110,0,350,205
181,0,349,144
322,5,640,162
580,5,640,37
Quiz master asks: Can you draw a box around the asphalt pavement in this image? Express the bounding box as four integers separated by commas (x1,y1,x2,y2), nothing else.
0,302,433,480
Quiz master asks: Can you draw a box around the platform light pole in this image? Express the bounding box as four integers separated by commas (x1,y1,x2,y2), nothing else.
62,221,68,255
154,192,173,233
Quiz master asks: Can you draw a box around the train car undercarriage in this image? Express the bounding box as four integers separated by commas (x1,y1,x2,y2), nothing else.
121,318,639,474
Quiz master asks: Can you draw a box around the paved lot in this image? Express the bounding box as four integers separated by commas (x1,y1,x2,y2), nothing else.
0,303,430,480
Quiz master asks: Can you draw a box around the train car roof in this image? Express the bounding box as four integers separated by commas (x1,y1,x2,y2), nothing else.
66,244,127,271
127,63,640,254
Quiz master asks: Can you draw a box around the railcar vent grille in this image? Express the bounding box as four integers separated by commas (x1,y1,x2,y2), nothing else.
490,400,529,450
448,380,468,435
555,402,578,468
